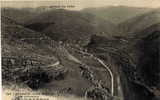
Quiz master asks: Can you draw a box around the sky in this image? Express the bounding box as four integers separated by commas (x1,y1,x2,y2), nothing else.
1,0,160,10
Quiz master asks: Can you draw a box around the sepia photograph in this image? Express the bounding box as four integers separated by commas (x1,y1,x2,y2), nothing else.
1,0,160,100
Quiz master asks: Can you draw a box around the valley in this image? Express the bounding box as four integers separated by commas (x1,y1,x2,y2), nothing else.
1,6,160,100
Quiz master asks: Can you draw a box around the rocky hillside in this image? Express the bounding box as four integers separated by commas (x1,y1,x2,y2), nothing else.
120,23,160,100
85,23,160,100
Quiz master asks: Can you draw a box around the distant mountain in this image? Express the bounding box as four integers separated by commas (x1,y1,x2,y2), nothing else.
24,9,117,45
118,9,160,34
1,8,39,24
83,6,152,24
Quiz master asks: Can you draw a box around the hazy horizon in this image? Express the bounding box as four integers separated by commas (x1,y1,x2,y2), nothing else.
1,0,160,10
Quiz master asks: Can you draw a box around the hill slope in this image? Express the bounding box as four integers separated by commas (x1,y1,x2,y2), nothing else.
2,16,117,99
83,6,152,24
1,8,39,24
24,9,118,45
118,9,160,34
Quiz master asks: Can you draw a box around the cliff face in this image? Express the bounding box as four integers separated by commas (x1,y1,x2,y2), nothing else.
122,24,160,100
